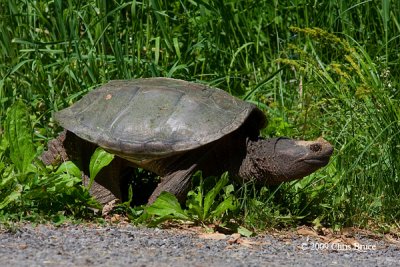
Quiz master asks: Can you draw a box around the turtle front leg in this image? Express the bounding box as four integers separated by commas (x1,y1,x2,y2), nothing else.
148,166,197,204
81,173,119,206
147,141,230,205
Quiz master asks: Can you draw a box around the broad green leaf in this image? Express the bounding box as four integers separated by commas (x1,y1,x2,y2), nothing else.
191,171,204,206
147,214,180,227
237,226,254,237
186,191,204,220
0,185,22,210
186,171,205,219
146,191,189,221
0,135,8,154
210,195,237,218
203,172,229,219
4,101,36,174
48,173,80,191
52,214,67,226
0,172,16,188
223,184,235,196
56,161,82,178
88,147,114,189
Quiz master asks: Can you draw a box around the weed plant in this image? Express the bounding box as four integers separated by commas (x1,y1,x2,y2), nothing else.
0,0,399,230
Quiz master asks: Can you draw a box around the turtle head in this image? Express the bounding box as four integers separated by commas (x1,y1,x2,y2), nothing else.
239,137,334,184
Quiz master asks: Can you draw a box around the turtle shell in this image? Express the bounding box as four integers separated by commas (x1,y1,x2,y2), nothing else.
55,78,266,163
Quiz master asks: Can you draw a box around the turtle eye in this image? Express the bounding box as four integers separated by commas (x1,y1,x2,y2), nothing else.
310,143,322,152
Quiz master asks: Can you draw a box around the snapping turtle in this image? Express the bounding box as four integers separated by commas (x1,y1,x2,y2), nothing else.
42,78,333,205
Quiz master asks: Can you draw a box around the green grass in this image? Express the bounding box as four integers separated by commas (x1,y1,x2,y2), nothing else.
1,0,399,231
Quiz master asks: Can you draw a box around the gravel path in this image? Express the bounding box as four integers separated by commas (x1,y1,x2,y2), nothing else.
1,223,399,267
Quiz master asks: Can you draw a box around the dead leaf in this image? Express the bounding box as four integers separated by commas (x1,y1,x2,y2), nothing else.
341,227,356,237
226,234,262,248
329,238,344,244
102,199,119,217
227,233,241,244
284,240,292,245
18,244,28,250
321,227,333,237
199,232,227,240
385,234,400,245
297,227,318,237
196,243,204,249
341,236,361,247
236,238,255,248
111,214,121,223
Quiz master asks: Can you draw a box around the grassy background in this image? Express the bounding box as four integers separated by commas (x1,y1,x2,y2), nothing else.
1,0,399,230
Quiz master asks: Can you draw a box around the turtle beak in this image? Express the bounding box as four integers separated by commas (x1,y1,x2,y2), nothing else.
267,137,334,182
295,138,334,167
